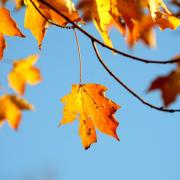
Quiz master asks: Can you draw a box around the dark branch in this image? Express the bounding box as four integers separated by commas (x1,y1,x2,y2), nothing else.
92,41,180,113
36,0,180,64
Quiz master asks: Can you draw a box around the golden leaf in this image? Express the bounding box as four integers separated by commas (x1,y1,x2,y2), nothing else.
24,0,80,48
24,0,48,48
8,54,42,95
0,7,25,60
60,84,120,149
0,94,33,129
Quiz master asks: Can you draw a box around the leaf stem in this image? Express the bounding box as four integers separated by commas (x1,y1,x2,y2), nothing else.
73,28,83,84
91,41,180,113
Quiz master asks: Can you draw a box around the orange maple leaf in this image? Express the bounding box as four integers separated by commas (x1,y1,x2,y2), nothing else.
0,94,33,129
60,84,120,149
8,54,42,95
0,7,25,60
148,61,180,106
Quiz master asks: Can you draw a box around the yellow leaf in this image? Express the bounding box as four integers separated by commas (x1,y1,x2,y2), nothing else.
0,94,33,129
8,54,42,95
24,0,48,48
0,7,25,60
0,7,24,36
24,0,81,48
60,84,120,149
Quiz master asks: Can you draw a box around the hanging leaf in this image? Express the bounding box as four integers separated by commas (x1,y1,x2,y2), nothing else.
60,84,120,149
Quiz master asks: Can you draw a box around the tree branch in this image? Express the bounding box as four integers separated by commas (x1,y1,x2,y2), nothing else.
92,41,180,113
35,0,180,65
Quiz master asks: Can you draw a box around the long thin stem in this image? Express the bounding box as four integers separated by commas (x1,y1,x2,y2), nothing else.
36,0,180,65
73,28,82,84
92,41,180,113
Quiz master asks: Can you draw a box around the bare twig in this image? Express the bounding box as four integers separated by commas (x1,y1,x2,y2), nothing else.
35,0,180,65
92,41,180,113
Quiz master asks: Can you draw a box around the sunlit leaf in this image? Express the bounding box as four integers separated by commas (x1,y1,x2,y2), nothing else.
24,0,81,48
60,84,120,149
0,7,25,60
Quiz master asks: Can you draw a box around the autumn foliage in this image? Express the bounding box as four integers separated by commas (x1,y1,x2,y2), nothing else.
0,0,180,149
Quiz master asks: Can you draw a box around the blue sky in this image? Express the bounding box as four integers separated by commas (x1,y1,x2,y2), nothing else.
0,2,180,180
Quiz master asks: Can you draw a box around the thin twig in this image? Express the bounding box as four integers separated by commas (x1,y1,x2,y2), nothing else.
36,0,180,65
73,28,83,84
92,41,180,113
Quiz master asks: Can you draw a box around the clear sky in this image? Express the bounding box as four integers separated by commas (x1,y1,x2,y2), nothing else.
1,2,180,180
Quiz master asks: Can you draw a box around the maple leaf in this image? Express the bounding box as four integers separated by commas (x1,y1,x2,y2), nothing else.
8,54,42,95
24,0,80,48
0,94,33,129
148,62,180,106
0,7,25,60
60,84,120,149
